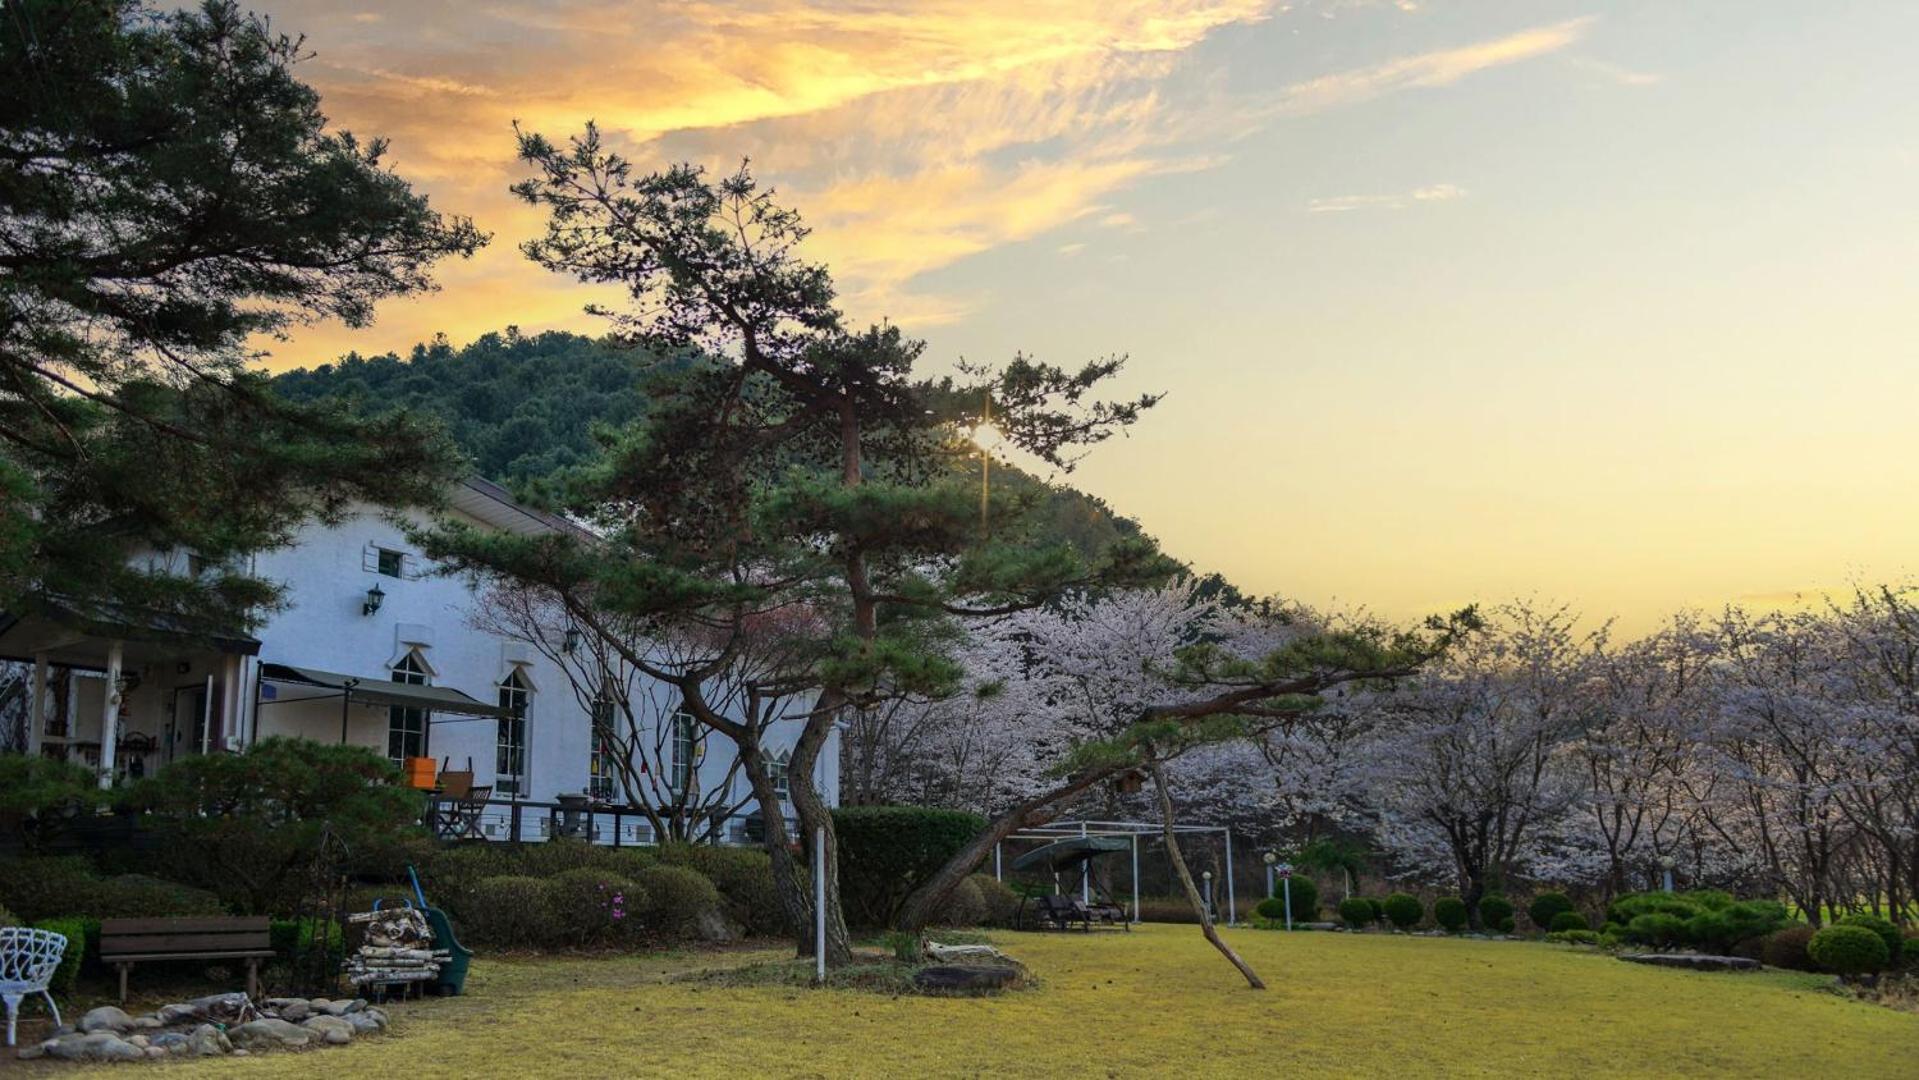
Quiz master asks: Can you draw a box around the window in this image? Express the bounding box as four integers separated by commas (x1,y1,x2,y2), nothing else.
386,651,429,765
588,698,616,801
496,670,529,797
769,750,791,800
375,547,406,578
670,711,697,795
187,553,209,578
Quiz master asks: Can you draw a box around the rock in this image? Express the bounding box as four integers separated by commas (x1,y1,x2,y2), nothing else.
1620,953,1760,972
277,1000,311,1022
77,1005,135,1034
155,1002,201,1025
303,1015,356,1045
127,1034,151,1048
320,998,355,1016
151,1031,190,1053
232,1017,312,1049
234,1048,250,1056
145,1046,167,1059
913,964,1021,993
347,1006,389,1035
188,1023,232,1056
308,997,333,1011
190,991,256,1024
16,1042,46,1060
42,1032,146,1062
696,907,742,943
343,997,368,1014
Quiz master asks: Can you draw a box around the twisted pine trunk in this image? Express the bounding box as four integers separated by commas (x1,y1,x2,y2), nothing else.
1150,761,1264,990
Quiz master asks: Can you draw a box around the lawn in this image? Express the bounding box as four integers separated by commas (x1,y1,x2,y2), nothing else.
34,925,1919,1078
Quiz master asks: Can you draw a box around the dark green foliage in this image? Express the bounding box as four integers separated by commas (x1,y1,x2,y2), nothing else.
1686,901,1791,952
458,876,554,949
0,901,15,925
1254,897,1286,921
931,876,987,928
654,844,782,936
1383,892,1423,930
122,737,424,914
1545,929,1600,946
0,855,98,922
1434,897,1469,932
1549,911,1590,933
1277,877,1319,921
631,864,721,940
1627,913,1688,948
1338,897,1374,929
972,875,1021,928
1681,889,1734,911
31,917,88,997
1365,897,1386,922
1601,921,1625,937
1607,891,1704,925
0,0,480,625
1807,925,1890,976
1527,892,1575,931
833,807,986,928
542,868,639,947
1836,914,1903,967
1762,926,1818,971
1478,895,1514,930
0,756,102,826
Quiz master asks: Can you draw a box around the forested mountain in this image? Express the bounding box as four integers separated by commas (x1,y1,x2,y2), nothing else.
270,329,1150,561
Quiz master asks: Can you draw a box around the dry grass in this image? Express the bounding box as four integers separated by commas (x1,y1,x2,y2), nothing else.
25,926,1919,1078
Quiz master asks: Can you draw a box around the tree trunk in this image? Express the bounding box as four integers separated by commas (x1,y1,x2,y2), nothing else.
736,741,814,945
789,707,854,966
1151,761,1264,990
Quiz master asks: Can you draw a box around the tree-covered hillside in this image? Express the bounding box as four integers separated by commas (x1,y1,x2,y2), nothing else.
270,328,1150,561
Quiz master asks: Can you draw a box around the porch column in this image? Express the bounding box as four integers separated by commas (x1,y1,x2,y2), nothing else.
220,653,242,751
27,653,48,756
98,640,124,789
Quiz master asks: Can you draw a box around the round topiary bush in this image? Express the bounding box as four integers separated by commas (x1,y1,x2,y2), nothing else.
1627,912,1687,948
632,864,723,941
972,874,1021,928
1383,892,1423,930
1281,877,1320,922
459,875,554,948
1527,891,1575,932
1549,910,1590,933
932,876,988,928
1255,896,1287,921
1837,914,1904,967
1338,897,1375,929
1807,924,1890,977
1478,895,1514,932
1761,926,1817,971
1433,897,1468,932
544,868,642,947
1545,929,1600,946
1365,897,1386,922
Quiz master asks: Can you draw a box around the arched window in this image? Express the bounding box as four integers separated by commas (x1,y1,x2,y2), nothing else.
386,651,430,765
670,711,696,795
769,749,791,800
588,697,616,801
496,669,530,797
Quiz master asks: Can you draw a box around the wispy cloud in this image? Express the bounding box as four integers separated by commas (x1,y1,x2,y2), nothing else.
1569,56,1662,87
1307,182,1466,213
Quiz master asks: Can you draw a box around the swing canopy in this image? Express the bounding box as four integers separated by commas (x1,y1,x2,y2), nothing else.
1010,835,1131,874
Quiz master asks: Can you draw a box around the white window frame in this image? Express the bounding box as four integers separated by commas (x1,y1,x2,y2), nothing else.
496,669,530,797
386,650,430,765
769,749,791,800
670,711,696,795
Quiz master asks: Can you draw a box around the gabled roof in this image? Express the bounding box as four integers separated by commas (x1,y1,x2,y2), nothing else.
447,476,597,542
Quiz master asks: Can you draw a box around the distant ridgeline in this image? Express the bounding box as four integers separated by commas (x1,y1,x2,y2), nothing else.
269,329,1162,568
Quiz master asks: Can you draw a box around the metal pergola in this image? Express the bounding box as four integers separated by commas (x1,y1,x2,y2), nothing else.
991,819,1240,925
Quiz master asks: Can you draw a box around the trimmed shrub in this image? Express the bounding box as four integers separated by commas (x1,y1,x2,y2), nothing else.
1807,924,1889,976
543,868,641,947
1545,929,1600,945
0,901,15,926
1134,897,1203,924
1383,893,1423,930
1680,889,1734,911
1836,914,1904,967
973,874,1021,928
1528,892,1575,932
1338,897,1374,929
459,875,554,948
1478,896,1515,932
0,855,102,922
632,864,721,940
93,875,224,918
1434,897,1468,932
833,806,985,928
655,844,783,937
1254,897,1286,921
1600,921,1625,937
1627,913,1688,948
1279,877,1320,922
1688,901,1791,952
1607,892,1700,926
1549,910,1590,933
1365,897,1386,922
1762,926,1818,971
932,876,988,928
31,917,88,998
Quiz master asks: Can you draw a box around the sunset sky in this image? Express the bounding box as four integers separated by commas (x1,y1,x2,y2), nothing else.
251,1,1919,632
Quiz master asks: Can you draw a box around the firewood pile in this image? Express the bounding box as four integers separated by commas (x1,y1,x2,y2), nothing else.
344,908,449,989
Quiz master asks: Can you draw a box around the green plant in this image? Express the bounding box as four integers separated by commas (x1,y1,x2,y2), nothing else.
544,868,643,947
459,875,555,948
1433,897,1468,932
1273,877,1319,922
1545,929,1600,945
1627,913,1687,948
1807,925,1889,977
1478,896,1514,931
1836,914,1903,967
632,864,722,940
31,917,88,997
1549,910,1590,933
1762,926,1817,971
0,855,100,921
880,930,924,962
1365,897,1385,922
1383,893,1423,930
832,806,986,928
972,874,1021,928
655,843,783,936
1527,892,1575,931
932,875,987,927
1679,889,1734,911
1338,897,1374,929
0,901,15,926
1607,892,1701,926
1254,897,1287,921
0,757,104,837
1687,900,1790,952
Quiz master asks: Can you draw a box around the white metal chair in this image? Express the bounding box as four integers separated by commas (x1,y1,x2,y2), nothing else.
1,926,67,1047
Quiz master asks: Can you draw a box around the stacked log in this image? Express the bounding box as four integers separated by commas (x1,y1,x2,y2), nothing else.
343,909,447,989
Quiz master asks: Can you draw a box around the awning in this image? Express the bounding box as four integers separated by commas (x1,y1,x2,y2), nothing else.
259,663,517,720
1011,836,1132,874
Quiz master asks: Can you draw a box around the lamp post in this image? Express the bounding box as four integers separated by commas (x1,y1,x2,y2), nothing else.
1202,870,1214,919
1263,851,1277,899
1658,854,1676,893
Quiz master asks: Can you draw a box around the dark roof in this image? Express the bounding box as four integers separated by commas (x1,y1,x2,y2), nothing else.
260,663,516,719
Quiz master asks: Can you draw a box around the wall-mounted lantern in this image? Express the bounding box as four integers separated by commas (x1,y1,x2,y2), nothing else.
362,583,385,616
563,628,581,654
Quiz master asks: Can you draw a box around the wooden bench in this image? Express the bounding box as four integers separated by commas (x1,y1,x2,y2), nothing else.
98,917,274,1003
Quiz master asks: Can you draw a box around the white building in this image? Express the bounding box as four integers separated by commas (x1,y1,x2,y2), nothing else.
0,477,837,844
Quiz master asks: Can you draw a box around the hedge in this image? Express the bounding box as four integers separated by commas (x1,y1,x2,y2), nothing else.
1337,897,1374,929
1549,910,1590,933
1836,914,1904,967
1808,925,1889,976
1433,897,1468,932
631,864,721,939
654,843,783,936
833,806,985,928
1527,892,1575,932
1383,893,1423,930
31,917,89,998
